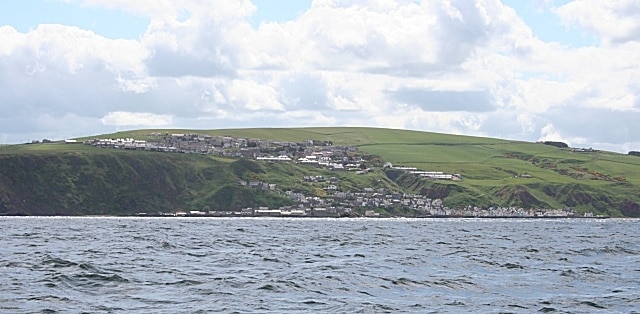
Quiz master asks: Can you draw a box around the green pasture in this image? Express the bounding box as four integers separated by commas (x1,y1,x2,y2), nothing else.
6,126,640,192
3,127,640,215
0,142,106,154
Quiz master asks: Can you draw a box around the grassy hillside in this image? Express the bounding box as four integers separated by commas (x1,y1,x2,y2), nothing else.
2,127,640,216
0,149,294,215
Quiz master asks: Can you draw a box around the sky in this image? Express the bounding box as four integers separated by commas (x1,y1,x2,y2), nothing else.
1,0,639,153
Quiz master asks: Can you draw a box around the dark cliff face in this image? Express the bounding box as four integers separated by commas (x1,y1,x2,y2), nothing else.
0,153,206,215
620,201,640,217
0,152,294,216
1,150,639,217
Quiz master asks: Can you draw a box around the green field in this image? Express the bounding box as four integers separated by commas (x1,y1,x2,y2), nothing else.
2,127,640,216
86,126,640,183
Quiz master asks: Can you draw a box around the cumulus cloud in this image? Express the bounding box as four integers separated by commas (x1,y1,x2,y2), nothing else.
539,123,573,145
0,0,639,152
279,0,497,75
100,111,173,126
0,24,147,111
555,0,640,44
388,89,495,112
227,79,284,111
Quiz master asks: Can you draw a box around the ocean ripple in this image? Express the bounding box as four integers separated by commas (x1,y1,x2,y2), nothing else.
0,217,638,313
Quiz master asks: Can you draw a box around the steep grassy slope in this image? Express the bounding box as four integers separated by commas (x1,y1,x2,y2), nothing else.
0,149,298,215
0,144,397,215
3,127,640,216
94,127,640,216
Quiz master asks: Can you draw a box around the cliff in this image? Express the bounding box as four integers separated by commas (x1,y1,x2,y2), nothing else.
2,127,640,217
0,151,291,215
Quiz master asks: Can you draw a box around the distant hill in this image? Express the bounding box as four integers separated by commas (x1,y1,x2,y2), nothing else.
2,127,640,217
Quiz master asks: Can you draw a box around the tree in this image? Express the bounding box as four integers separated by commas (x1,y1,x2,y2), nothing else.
543,141,568,148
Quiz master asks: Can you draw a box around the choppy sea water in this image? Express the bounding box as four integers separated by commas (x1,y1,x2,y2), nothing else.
1,217,638,313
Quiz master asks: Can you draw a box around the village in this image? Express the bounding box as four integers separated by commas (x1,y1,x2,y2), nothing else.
164,186,581,219
84,133,587,218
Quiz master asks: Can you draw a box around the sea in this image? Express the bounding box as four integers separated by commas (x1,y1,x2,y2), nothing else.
1,217,638,313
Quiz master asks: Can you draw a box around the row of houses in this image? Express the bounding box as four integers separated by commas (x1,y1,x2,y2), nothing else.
84,134,372,177
255,153,369,173
224,176,586,218
84,134,361,162
429,206,579,218
385,163,462,181
162,188,585,218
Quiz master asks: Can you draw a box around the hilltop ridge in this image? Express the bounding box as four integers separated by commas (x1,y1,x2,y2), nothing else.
1,127,639,217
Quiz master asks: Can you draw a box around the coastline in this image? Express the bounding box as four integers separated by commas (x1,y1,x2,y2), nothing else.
0,213,611,219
